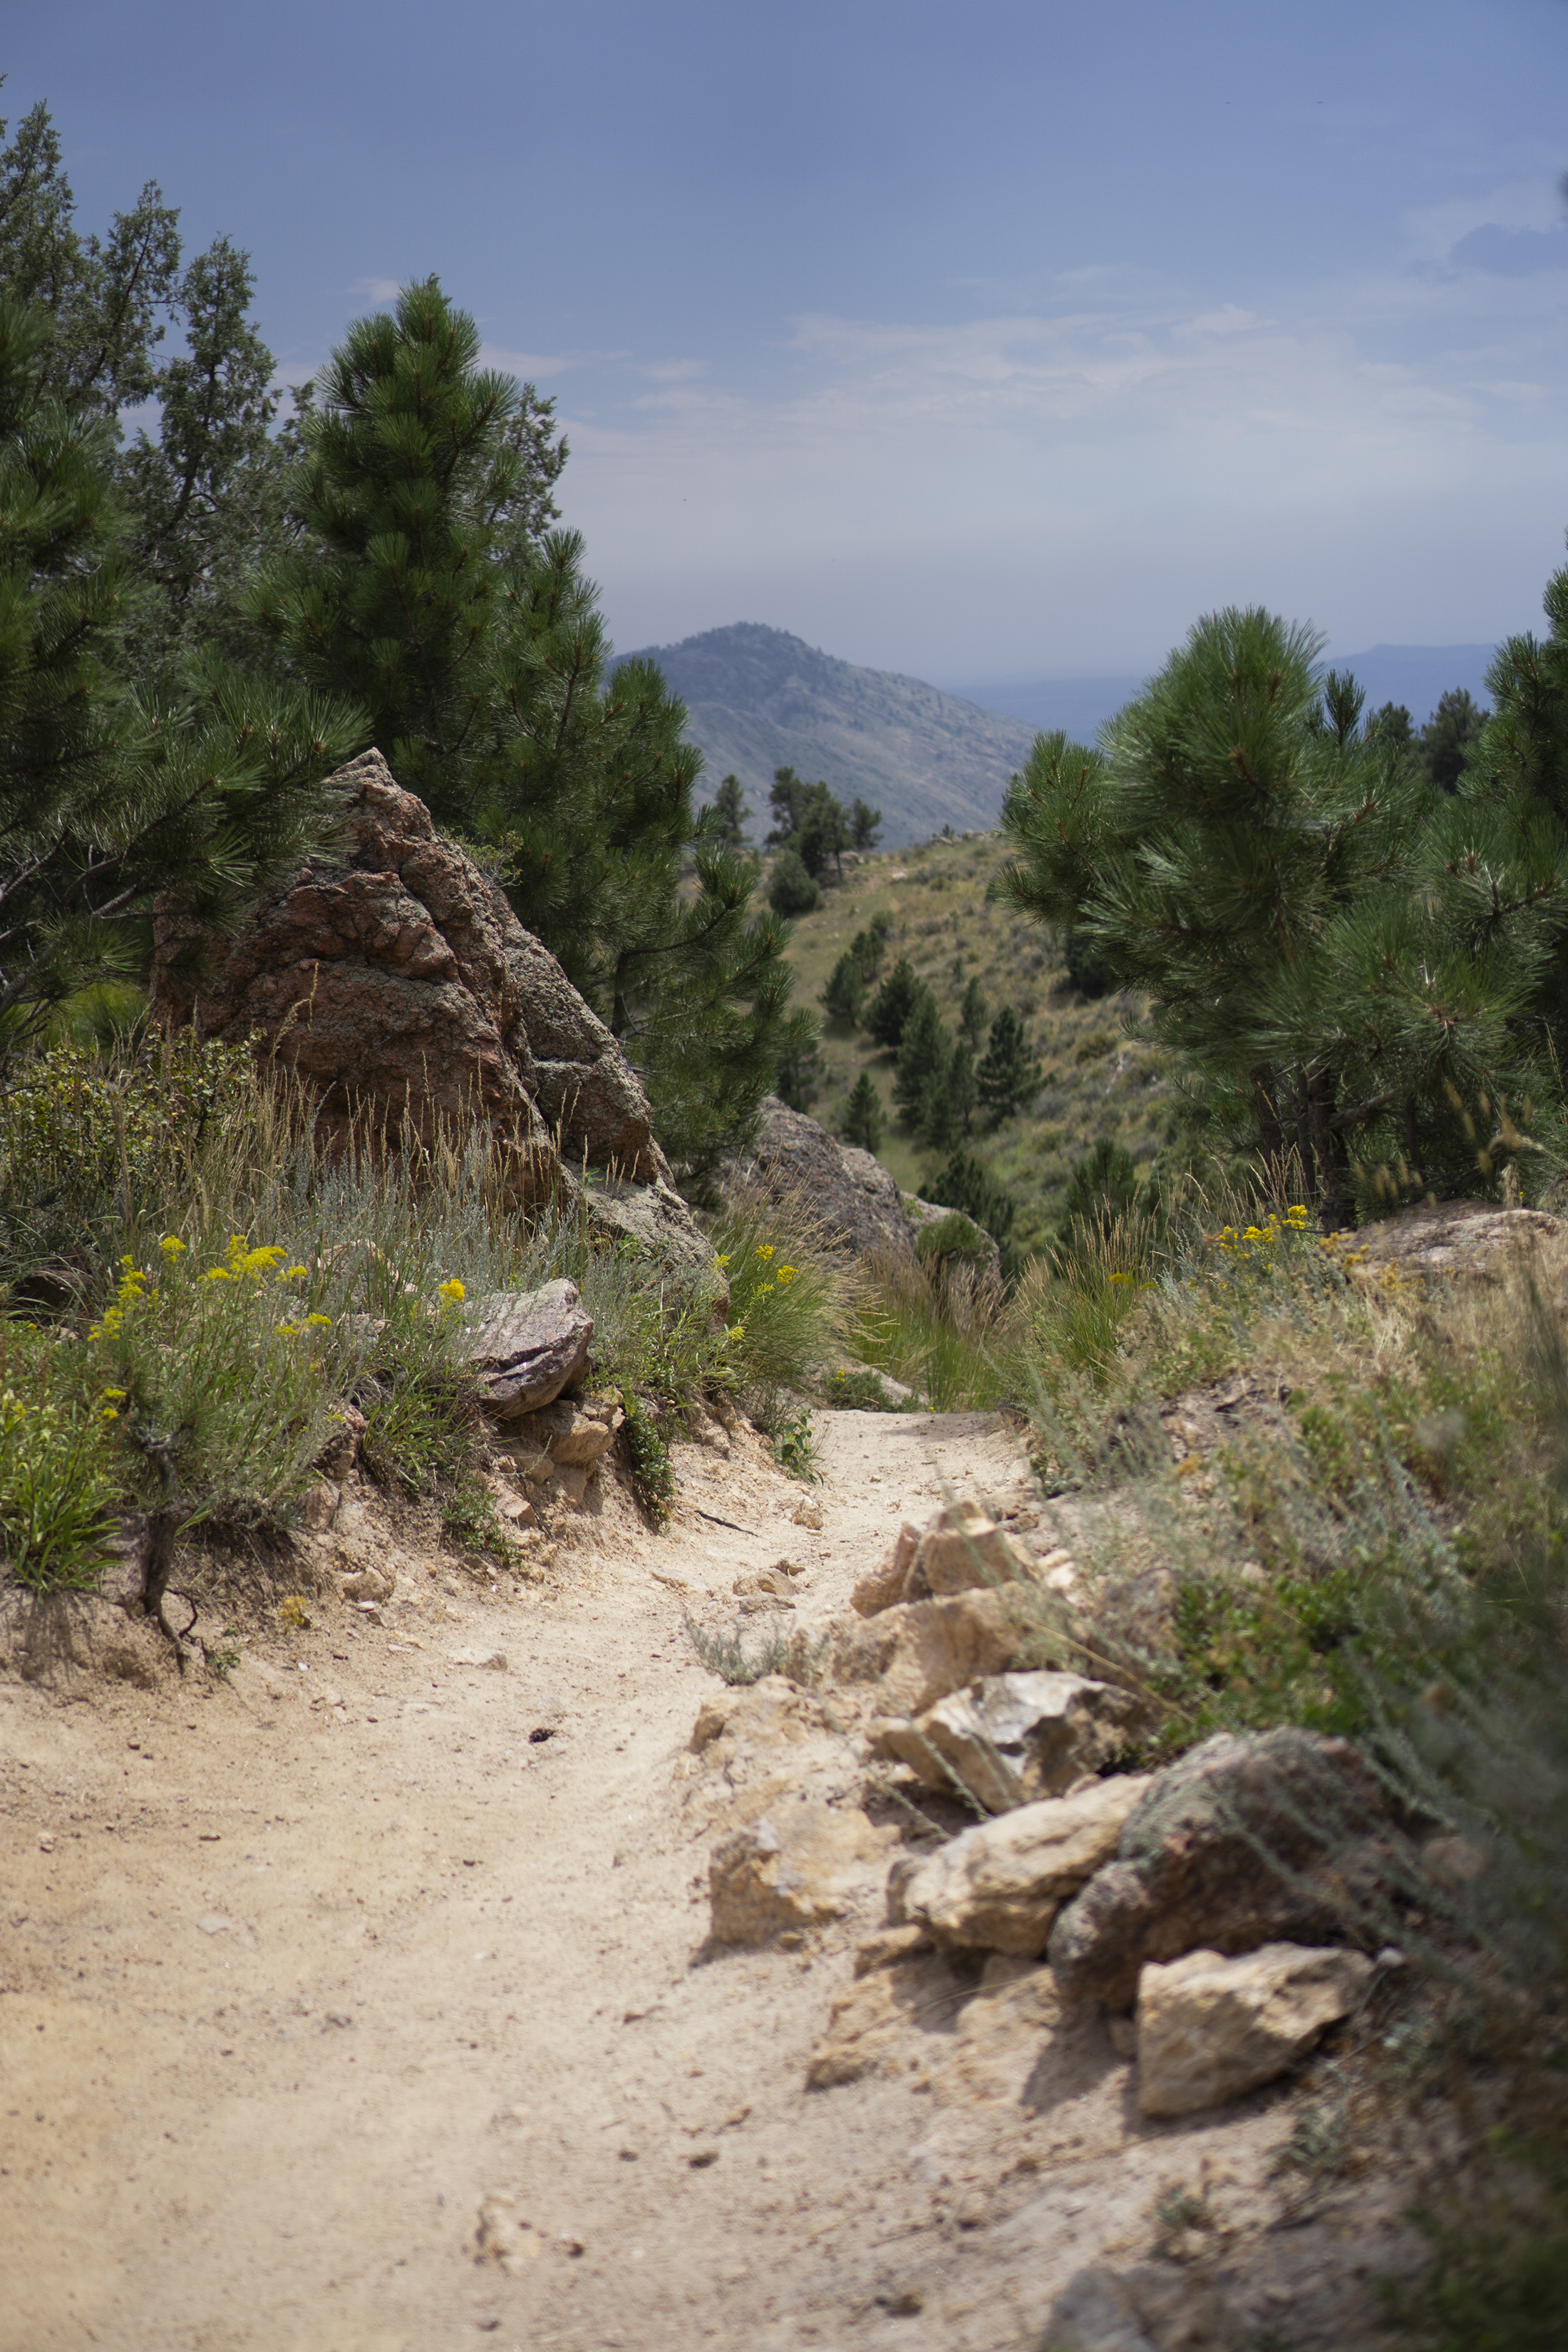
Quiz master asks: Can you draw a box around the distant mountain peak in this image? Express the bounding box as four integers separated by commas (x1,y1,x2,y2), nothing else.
617,621,1036,847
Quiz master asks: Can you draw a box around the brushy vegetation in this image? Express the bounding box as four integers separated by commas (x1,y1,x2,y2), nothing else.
0,1036,844,1592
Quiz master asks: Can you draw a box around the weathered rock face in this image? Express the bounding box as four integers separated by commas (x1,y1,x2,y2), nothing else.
708,1802,893,1945
151,752,695,1241
852,1505,1036,1616
460,1281,594,1420
1135,1941,1375,2118
872,1671,1143,1814
902,1777,1152,1956
1048,1728,1395,2010
818,1586,1059,1718
1351,1199,1560,1281
731,1097,915,1261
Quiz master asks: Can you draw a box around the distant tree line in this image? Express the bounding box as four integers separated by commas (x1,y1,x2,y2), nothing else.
0,91,811,1178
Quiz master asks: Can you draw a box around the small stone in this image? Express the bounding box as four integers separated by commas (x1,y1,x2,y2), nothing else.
300,1479,340,1533
688,2148,719,2169
903,1776,1152,1956
791,1495,824,1530
474,2192,535,2272
37,1834,54,1853
853,1923,932,1976
875,2288,924,2316
448,1648,508,1672
709,1803,893,1946
1135,1941,1376,2118
325,2009,353,2028
197,1915,234,1936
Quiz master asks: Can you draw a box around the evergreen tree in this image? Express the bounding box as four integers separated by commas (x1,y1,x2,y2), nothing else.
892,989,949,1125
1421,688,1487,794
0,296,361,1061
1000,609,1559,1223
959,974,988,1050
775,1036,822,1113
976,1006,1040,1123
850,797,882,851
252,280,803,1175
1056,1138,1143,1246
821,951,865,1026
842,1071,884,1153
765,765,811,842
927,1150,1016,1248
850,912,890,981
705,774,749,845
768,848,820,917
865,956,921,1049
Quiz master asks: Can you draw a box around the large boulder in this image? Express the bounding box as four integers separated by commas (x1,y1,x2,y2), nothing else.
150,751,711,1273
901,1776,1152,1956
1048,1728,1397,2011
1135,1941,1375,2118
872,1670,1143,1814
733,1096,914,1261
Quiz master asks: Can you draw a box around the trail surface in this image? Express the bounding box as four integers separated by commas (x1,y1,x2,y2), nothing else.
1,1410,1407,2351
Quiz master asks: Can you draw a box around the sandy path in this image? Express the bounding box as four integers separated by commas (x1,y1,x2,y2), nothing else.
1,1409,1398,2351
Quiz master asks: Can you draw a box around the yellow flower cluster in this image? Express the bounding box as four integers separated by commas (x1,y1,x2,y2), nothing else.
1212,1205,1310,1265
438,1277,466,1306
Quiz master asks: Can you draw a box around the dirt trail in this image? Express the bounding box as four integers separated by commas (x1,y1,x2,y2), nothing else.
1,1410,1408,2352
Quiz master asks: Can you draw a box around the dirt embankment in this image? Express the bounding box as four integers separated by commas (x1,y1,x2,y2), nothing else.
0,1409,1418,2352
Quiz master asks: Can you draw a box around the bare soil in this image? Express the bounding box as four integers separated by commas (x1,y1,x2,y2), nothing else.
1,1409,1419,2351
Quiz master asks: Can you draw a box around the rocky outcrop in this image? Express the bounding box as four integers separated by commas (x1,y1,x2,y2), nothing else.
731,1096,916,1260
901,1777,1152,1956
460,1281,594,1420
815,1586,1058,1717
151,751,711,1272
851,1505,1036,1616
1048,1728,1396,2010
1135,1941,1375,2118
1348,1199,1560,1280
872,1670,1143,1814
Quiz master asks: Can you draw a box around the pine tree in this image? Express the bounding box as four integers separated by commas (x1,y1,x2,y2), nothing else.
850,913,890,981
1421,688,1487,794
821,951,865,1026
768,849,820,917
976,1006,1039,1123
959,975,988,1050
842,1071,884,1153
705,774,749,845
850,798,882,851
0,296,360,1061
927,1150,1016,1248
866,956,921,1049
250,281,805,1177
892,990,949,1126
1000,608,1560,1223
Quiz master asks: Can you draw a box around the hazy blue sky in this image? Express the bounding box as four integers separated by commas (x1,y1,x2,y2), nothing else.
9,0,1568,678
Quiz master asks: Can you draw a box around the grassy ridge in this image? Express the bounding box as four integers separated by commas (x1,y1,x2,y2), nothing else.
778,830,1182,1256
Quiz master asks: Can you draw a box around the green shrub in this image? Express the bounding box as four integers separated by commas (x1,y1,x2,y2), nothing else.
620,1390,676,1525
0,1328,118,1590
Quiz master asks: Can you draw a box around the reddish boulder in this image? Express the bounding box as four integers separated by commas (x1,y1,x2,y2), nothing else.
151,749,665,1195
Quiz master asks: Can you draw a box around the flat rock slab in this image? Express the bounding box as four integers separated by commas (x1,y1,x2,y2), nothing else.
903,1775,1152,1956
820,1587,1068,1717
1136,1940,1375,2117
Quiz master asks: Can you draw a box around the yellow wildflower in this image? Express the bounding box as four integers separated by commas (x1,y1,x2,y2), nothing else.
159,1235,188,1258
438,1277,466,1305
755,1243,775,1260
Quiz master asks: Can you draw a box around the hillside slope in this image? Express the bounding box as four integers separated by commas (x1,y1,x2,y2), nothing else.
778,831,1181,1258
616,622,1038,847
